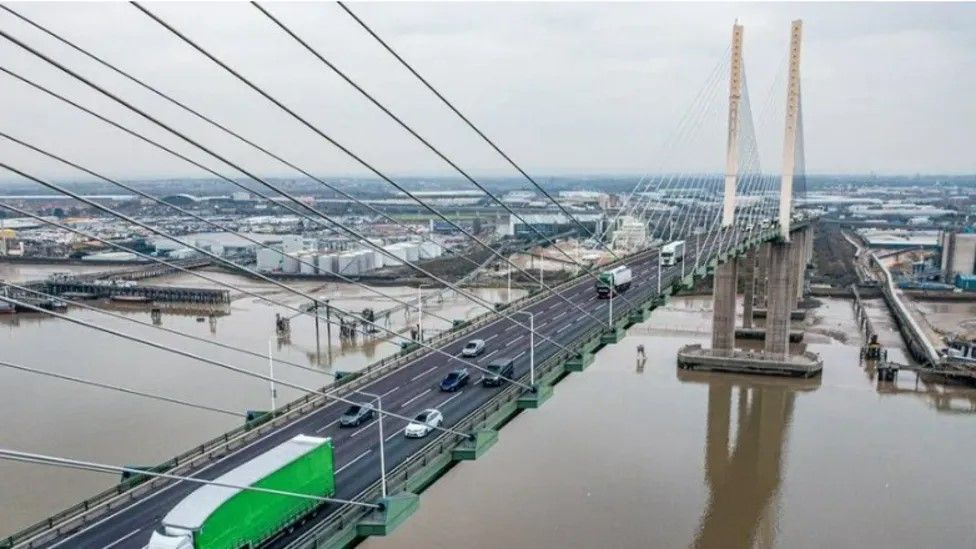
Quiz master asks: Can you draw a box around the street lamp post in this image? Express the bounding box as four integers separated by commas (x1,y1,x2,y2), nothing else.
312,299,321,366
355,390,386,498
417,285,423,342
267,337,277,411
324,298,333,366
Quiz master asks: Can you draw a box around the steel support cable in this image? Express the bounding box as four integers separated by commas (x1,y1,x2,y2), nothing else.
0,45,599,347
633,54,731,237
253,2,623,299
0,126,487,342
0,280,329,378
639,68,730,247
620,51,730,232
611,53,730,242
0,292,478,439
0,169,537,394
0,448,380,508
127,3,622,326
335,0,622,260
0,4,484,274
0,68,493,336
0,359,243,417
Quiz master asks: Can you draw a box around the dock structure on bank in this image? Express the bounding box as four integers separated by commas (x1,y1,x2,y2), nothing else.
3,257,229,306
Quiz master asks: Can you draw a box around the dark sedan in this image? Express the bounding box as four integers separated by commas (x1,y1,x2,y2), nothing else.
439,368,470,392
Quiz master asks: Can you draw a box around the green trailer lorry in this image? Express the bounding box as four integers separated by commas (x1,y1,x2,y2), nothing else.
148,434,335,549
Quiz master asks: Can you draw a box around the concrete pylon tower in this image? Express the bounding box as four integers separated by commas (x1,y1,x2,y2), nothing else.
711,22,745,352
777,20,803,240
721,22,745,228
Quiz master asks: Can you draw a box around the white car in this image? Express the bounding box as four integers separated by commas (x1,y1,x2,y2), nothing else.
404,408,443,438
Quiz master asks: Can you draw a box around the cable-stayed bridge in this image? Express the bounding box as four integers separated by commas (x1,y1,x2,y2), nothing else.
0,7,815,549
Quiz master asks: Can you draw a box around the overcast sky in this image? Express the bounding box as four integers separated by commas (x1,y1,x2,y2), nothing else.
1,2,974,185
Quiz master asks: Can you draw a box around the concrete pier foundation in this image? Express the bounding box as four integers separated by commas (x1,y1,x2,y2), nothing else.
740,247,756,329
711,260,739,351
764,240,794,357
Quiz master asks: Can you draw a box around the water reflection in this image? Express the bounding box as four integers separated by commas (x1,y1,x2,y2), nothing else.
678,371,821,549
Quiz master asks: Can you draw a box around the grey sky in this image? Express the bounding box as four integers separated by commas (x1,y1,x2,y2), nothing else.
1,2,974,184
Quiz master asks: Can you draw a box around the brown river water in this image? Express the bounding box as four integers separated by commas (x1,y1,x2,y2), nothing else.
1,263,975,547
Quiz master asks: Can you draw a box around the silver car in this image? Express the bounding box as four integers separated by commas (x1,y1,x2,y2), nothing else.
461,339,486,357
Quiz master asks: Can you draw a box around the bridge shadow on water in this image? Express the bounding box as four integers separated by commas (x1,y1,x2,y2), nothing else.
677,371,821,549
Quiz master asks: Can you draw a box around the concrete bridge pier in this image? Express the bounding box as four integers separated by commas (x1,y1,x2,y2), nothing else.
711,260,739,351
764,240,794,356
740,248,756,330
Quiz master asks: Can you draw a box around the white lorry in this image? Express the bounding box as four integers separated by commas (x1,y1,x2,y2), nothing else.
660,240,685,266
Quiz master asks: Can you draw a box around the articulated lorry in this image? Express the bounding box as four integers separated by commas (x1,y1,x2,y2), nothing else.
148,435,335,549
596,265,632,298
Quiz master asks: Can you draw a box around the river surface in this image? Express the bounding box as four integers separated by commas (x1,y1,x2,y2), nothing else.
364,295,976,549
1,262,975,546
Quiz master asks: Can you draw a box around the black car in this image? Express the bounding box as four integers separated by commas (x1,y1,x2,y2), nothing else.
482,357,515,387
439,368,470,392
339,403,375,427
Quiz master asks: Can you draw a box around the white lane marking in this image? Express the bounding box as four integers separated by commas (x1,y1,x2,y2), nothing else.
556,323,573,333
513,351,526,361
350,419,379,437
399,388,432,409
478,349,499,363
510,335,524,345
410,366,438,382
336,450,372,474
552,311,568,321
381,386,400,398
314,419,340,434
104,529,141,549
484,333,499,343
385,430,401,442
503,323,517,333
438,390,465,409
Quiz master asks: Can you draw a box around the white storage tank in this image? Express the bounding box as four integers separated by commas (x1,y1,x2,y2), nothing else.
299,253,317,274
383,243,407,266
419,241,443,259
282,253,300,274
403,243,420,262
369,249,384,270
337,251,361,275
256,247,284,272
317,253,336,273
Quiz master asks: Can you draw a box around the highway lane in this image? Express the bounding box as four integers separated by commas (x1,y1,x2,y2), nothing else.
34,225,757,549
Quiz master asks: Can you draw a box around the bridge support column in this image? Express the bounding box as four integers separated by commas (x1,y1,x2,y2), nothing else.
764,241,793,356
711,260,738,351
792,228,808,304
754,243,769,310
740,248,756,329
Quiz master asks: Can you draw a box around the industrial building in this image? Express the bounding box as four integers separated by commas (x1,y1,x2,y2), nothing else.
495,213,605,238
941,231,976,281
